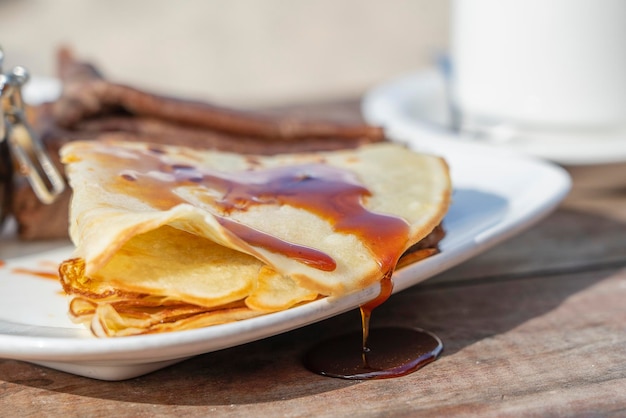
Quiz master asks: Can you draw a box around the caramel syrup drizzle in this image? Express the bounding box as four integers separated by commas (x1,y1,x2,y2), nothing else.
11,267,59,280
359,270,394,367
93,144,409,274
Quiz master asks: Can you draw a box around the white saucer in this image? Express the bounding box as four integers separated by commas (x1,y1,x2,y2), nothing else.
362,70,626,166
22,75,62,105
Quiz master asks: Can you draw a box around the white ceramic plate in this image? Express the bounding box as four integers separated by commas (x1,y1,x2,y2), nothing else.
362,70,626,166
0,134,570,380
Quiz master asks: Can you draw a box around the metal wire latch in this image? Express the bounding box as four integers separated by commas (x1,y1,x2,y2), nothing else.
0,48,65,204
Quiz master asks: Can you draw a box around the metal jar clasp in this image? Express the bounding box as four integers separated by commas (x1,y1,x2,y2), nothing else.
1,49,65,205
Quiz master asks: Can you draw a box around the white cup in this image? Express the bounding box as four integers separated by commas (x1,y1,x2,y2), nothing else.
450,0,626,132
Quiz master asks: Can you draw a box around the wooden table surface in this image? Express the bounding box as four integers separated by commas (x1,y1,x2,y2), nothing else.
2,100,626,417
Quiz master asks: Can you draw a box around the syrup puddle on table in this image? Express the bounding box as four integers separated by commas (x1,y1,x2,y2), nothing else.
303,326,443,380
303,272,443,380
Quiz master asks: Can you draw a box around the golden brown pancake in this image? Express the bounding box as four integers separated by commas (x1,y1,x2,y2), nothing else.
58,139,451,336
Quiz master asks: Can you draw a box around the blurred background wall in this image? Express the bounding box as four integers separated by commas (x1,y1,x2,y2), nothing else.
0,0,449,106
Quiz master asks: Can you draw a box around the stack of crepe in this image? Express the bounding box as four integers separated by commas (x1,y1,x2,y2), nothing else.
58,139,451,337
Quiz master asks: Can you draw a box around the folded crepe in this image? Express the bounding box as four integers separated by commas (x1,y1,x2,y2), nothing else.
58,139,451,337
